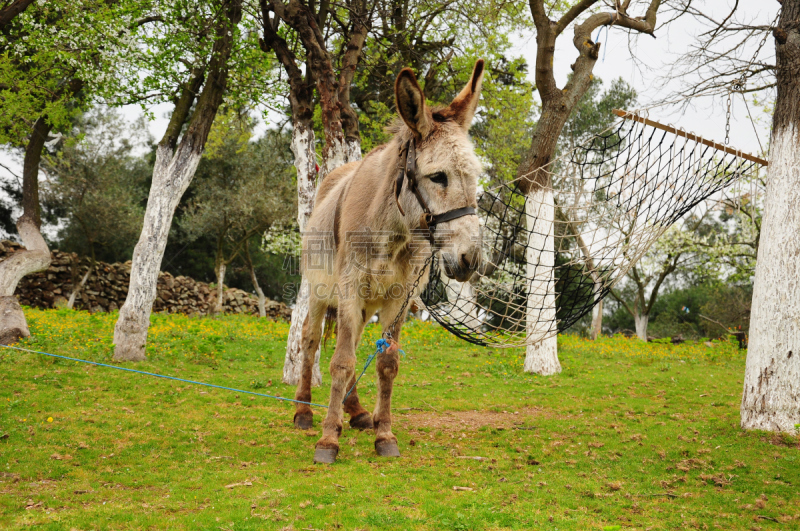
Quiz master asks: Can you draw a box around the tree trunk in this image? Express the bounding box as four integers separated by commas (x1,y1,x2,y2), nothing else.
345,137,362,163
524,187,561,375
214,261,226,315
282,121,322,386
741,1,800,434
338,1,367,165
113,143,204,360
245,244,266,318
67,263,93,310
267,0,368,384
518,97,573,376
517,0,662,371
557,207,603,341
443,276,482,330
590,294,603,340
0,0,36,30
0,116,52,344
634,312,649,341
112,3,240,361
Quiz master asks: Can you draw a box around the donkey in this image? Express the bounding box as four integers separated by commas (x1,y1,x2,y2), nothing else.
293,60,486,464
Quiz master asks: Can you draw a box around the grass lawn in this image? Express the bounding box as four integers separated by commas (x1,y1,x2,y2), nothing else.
1,308,798,530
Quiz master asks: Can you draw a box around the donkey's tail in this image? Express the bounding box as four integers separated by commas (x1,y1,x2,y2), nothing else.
322,306,337,349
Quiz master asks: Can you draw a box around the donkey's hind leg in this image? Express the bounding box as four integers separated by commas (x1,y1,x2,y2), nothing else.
293,299,326,430
344,375,373,430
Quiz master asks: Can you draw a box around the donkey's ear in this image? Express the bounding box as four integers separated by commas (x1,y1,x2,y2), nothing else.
395,68,432,139
446,59,485,131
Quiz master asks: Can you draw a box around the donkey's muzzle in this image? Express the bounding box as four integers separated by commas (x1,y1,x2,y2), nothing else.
442,247,481,282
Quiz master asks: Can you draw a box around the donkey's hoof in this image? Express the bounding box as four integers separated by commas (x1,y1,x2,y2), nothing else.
294,412,313,430
375,439,401,457
349,412,374,431
313,447,339,464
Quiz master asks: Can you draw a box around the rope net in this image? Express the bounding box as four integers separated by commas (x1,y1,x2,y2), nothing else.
420,110,764,348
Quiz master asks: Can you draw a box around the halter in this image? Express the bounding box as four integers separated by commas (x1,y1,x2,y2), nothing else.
393,139,476,245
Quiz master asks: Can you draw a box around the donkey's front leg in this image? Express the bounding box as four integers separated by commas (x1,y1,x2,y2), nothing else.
373,338,402,457
373,304,407,457
313,304,359,464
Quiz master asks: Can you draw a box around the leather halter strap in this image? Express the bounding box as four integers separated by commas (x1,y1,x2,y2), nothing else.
393,139,476,244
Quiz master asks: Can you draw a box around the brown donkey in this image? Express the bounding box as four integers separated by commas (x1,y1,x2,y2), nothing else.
293,60,485,463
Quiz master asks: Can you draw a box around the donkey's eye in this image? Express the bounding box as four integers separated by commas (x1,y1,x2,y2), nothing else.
429,172,448,186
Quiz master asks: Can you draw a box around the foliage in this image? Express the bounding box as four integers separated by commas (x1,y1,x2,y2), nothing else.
691,171,766,285
106,1,274,117
234,237,300,305
39,108,152,262
0,0,135,145
349,1,532,155
461,40,536,186
2,309,797,529
178,110,295,299
181,115,295,247
560,77,638,150
607,282,752,340
261,221,302,258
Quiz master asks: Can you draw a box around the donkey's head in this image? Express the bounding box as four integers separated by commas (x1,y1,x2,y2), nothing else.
394,59,485,282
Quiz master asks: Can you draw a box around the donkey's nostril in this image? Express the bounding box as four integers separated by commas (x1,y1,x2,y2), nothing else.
460,249,480,271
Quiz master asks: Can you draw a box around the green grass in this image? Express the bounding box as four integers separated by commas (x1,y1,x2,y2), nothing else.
1,308,798,530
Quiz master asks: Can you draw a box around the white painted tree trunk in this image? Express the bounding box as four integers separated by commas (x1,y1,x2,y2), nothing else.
590,286,603,340
320,136,347,178
524,188,561,375
741,125,800,434
443,276,483,330
634,312,649,341
346,137,362,163
113,143,202,361
283,124,322,386
283,130,358,385
0,219,51,344
67,264,93,310
214,262,226,315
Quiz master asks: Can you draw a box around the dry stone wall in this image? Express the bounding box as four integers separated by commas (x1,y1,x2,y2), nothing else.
0,241,291,320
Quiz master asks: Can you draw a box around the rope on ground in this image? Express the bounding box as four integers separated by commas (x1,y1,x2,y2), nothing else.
0,343,329,409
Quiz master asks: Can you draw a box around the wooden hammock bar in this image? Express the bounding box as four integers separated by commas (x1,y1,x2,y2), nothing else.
612,109,769,167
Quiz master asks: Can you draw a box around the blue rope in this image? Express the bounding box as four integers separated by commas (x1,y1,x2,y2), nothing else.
0,344,329,408
593,25,609,62
343,339,404,402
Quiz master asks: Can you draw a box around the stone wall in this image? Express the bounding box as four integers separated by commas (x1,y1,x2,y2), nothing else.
0,241,291,320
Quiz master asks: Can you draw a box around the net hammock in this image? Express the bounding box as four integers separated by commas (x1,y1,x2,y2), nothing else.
420,109,767,348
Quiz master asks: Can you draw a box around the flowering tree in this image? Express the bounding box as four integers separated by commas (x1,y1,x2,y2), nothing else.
109,1,280,361
0,1,135,343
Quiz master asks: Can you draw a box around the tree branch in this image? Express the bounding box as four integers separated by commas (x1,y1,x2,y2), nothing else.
0,0,34,30
554,0,601,36
529,0,559,100
159,67,205,154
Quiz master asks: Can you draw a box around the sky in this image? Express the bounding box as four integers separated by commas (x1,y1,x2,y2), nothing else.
0,1,779,182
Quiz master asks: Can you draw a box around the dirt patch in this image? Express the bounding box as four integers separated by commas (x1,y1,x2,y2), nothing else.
397,407,548,433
